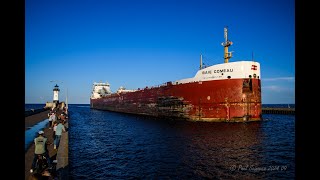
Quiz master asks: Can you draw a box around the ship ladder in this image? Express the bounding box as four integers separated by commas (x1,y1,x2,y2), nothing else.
244,93,250,121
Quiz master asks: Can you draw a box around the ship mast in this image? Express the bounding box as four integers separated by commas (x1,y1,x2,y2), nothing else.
199,54,203,70
66,88,68,109
221,27,233,63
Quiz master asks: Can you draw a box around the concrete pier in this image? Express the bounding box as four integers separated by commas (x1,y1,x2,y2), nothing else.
25,109,69,180
25,108,50,117
55,122,69,179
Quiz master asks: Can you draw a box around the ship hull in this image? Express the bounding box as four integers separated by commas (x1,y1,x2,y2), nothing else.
90,78,262,122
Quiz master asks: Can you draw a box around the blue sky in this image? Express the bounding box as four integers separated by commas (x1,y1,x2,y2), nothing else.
25,0,295,104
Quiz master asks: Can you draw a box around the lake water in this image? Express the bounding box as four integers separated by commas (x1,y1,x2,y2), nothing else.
62,104,295,179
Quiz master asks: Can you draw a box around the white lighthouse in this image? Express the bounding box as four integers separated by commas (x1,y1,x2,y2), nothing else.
53,84,60,104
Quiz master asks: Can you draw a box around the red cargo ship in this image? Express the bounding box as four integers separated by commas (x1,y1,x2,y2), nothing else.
90,27,262,122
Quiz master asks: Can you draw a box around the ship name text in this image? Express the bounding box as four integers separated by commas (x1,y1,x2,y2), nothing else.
202,69,234,74
214,69,233,73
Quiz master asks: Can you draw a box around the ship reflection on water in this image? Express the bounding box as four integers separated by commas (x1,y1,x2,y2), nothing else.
69,105,294,179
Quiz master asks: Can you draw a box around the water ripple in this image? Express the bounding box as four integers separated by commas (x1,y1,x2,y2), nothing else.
68,106,295,179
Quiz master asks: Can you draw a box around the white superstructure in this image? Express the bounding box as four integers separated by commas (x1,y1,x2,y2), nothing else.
116,86,136,94
173,61,261,84
91,81,112,99
173,27,260,85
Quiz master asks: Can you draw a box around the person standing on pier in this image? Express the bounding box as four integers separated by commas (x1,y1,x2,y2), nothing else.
30,131,52,173
54,120,66,149
48,112,56,129
52,121,57,141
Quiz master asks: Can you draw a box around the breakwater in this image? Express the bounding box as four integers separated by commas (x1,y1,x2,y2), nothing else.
56,122,69,179
24,108,69,180
25,108,49,117
262,107,295,115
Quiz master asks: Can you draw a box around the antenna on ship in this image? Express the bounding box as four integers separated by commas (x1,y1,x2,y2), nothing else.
221,26,233,63
252,51,254,61
199,54,203,70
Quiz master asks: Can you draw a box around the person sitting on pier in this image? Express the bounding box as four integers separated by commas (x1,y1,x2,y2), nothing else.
47,111,52,118
30,130,52,173
62,106,68,115
59,113,67,124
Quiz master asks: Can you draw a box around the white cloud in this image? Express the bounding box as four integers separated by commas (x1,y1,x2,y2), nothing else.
262,85,294,93
263,77,295,81
263,85,284,92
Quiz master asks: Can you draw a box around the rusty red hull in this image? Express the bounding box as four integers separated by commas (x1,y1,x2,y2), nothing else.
90,78,262,122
